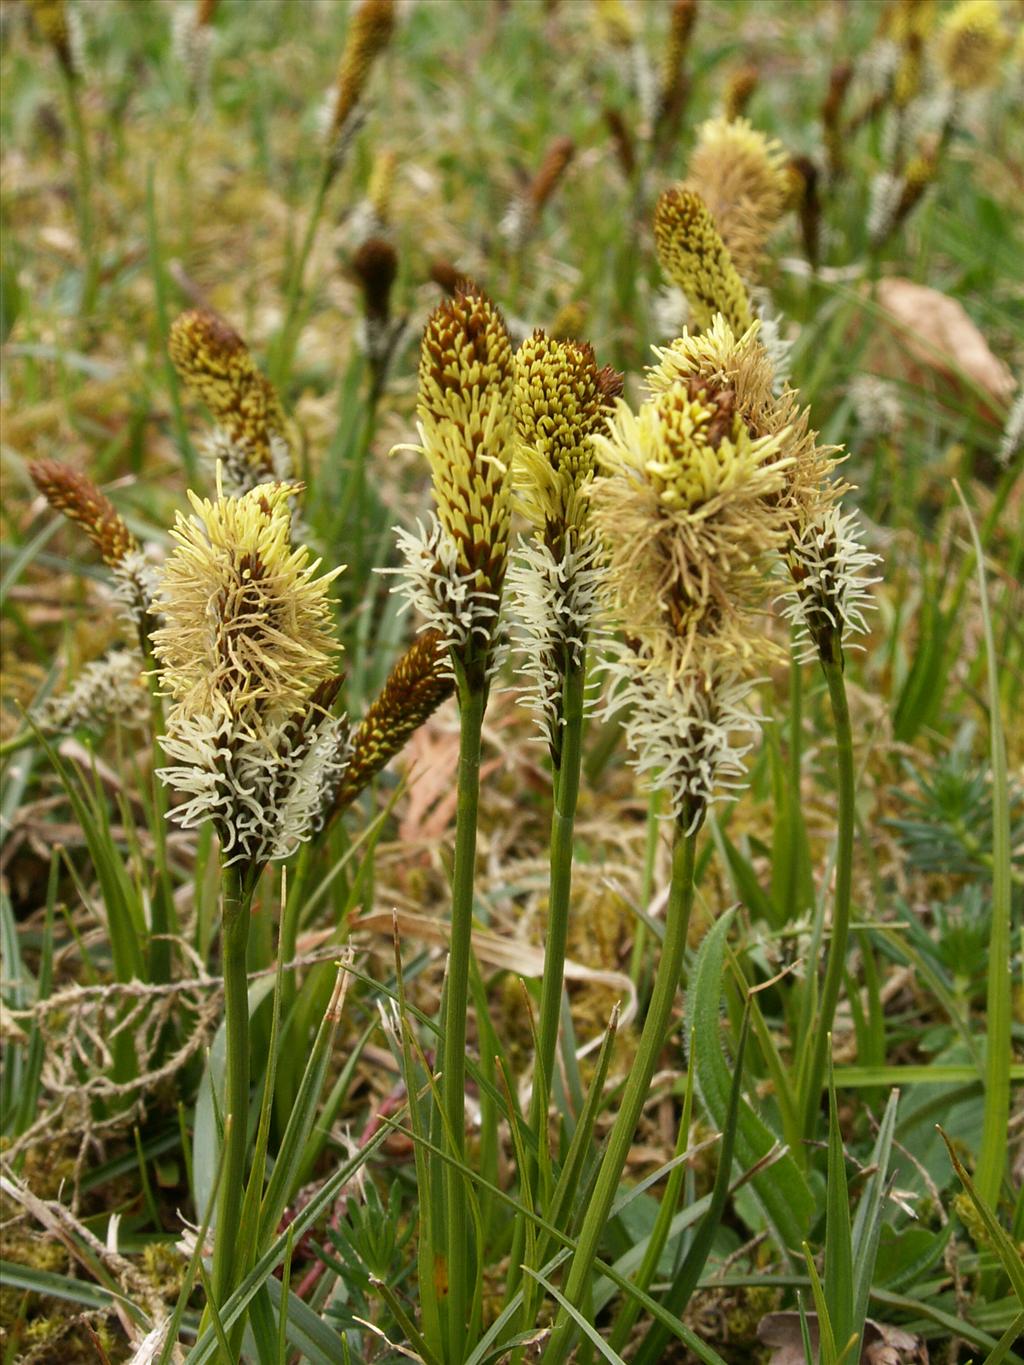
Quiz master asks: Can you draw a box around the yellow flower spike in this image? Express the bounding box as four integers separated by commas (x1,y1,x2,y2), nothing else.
723,64,760,122
686,116,790,281
654,187,753,335
169,310,291,488
27,0,75,75
591,378,793,679
647,315,840,526
417,284,516,601
152,480,342,723
512,331,613,542
367,148,397,226
938,0,1008,90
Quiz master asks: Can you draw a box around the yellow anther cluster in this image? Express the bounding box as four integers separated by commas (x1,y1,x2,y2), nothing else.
152,482,341,723
686,117,790,280
938,0,1008,90
653,188,753,335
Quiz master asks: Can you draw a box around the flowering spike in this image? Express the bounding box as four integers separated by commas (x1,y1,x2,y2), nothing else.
938,0,1008,90
653,187,753,334
780,506,882,665
34,649,150,737
169,309,290,491
417,285,515,600
513,331,616,544
152,481,341,723
685,116,790,280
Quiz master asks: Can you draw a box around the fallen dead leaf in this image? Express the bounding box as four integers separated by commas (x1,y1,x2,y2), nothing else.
757,1312,928,1364
867,277,1015,419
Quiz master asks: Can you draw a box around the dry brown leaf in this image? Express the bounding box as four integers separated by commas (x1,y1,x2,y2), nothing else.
757,1312,928,1364
869,277,1015,416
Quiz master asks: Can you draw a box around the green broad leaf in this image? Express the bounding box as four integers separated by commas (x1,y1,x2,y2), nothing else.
687,911,815,1258
873,1223,952,1293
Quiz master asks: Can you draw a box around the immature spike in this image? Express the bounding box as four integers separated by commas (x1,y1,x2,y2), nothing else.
653,187,753,333
352,237,398,324
723,64,759,121
656,0,698,137
29,460,139,568
330,630,453,815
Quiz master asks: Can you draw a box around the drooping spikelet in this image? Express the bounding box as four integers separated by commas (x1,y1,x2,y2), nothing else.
653,188,753,335
328,0,396,140
152,481,341,722
30,460,138,567
821,61,853,179
329,629,454,816
29,459,158,640
937,0,1008,90
27,0,75,75
591,374,792,679
169,310,291,492
685,116,790,281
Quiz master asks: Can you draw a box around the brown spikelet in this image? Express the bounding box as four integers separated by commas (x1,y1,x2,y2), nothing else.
29,460,139,567
604,106,636,179
821,61,853,177
723,64,759,121
168,309,287,480
596,364,625,409
352,238,398,323
528,136,576,213
429,259,461,296
787,155,821,270
330,630,453,815
196,0,218,25
330,0,396,137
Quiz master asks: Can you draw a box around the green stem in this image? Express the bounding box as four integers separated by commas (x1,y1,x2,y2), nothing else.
799,655,855,1139
62,71,98,324
440,675,486,1362
540,814,699,1365
270,162,331,389
532,659,586,1160
212,864,256,1313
